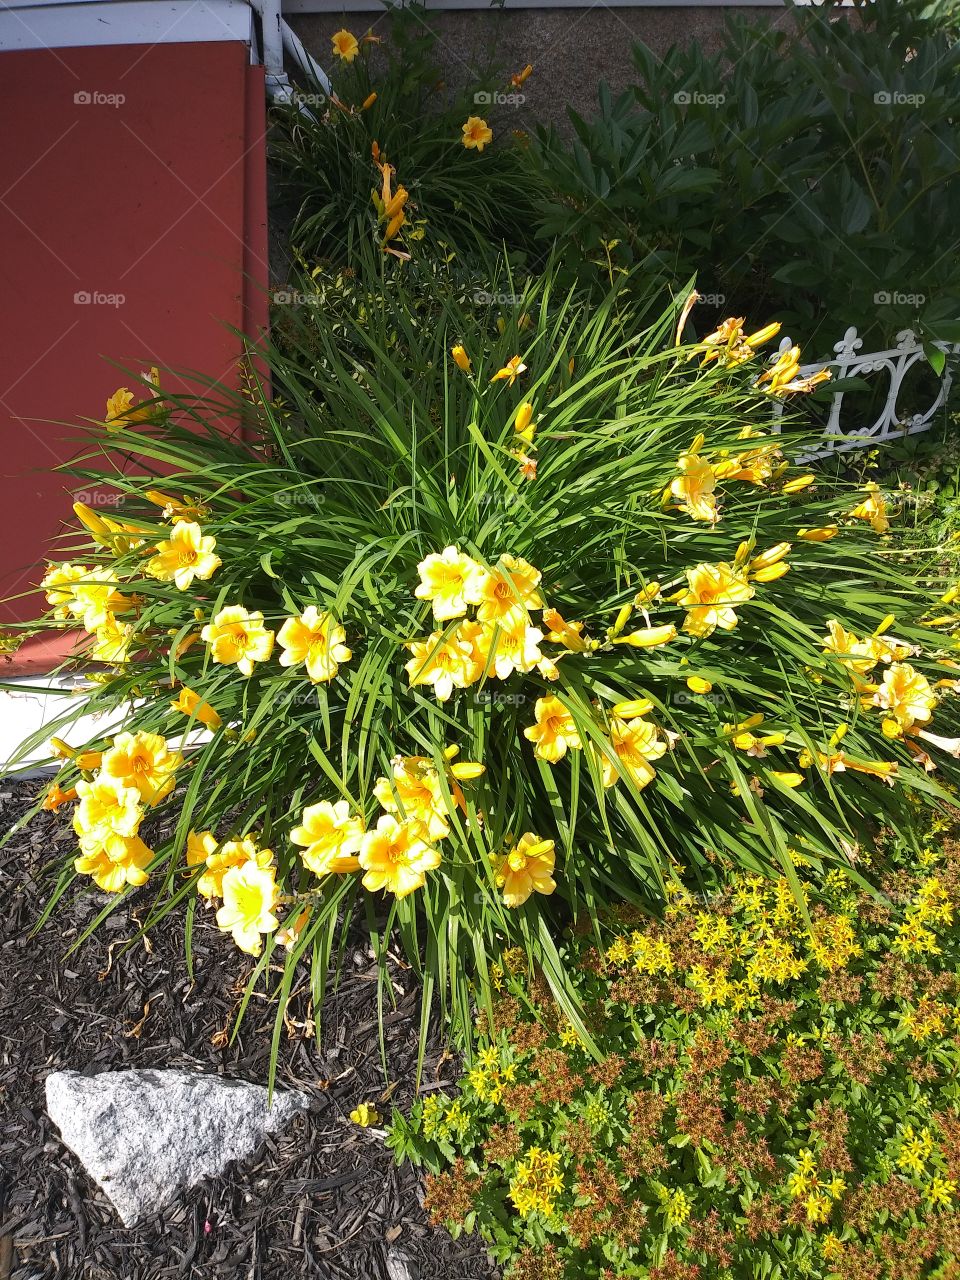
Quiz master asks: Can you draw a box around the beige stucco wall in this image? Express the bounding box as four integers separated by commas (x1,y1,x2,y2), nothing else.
288,7,788,129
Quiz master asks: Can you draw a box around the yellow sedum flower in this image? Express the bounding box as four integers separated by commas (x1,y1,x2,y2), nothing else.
291,799,364,876
461,116,493,151
145,520,221,591
216,859,280,955
358,815,442,898
523,695,582,763
278,607,351,683
101,731,182,806
678,562,754,638
350,1102,381,1127
493,832,556,907
201,606,275,677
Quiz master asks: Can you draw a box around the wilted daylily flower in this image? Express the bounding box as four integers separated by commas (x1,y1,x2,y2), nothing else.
490,355,527,385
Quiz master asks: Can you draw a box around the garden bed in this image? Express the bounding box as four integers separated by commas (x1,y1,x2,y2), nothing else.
0,779,496,1280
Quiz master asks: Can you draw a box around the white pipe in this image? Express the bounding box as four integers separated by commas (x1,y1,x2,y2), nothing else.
280,15,331,94
248,0,293,101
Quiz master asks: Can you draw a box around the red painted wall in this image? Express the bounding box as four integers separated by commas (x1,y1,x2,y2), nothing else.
0,41,267,630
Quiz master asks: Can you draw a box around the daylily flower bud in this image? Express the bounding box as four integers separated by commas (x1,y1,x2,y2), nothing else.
686,676,713,694
444,744,460,760
514,402,535,438
798,526,838,541
750,543,791,572
451,762,485,780
771,771,803,788
612,604,633,636
783,474,815,493
615,624,677,649
634,582,660,604
612,698,654,718
751,562,791,583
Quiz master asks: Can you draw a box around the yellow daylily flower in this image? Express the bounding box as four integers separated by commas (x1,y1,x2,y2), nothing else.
374,757,453,842
75,833,153,892
277,607,351,683
848,483,889,533
466,554,542,625
291,799,365,875
490,355,526,385
145,520,221,591
101,730,183,806
462,116,493,151
523,695,582,763
493,833,556,907
73,774,142,847
193,836,274,902
358,815,442,898
201,606,275,677
405,626,482,702
873,662,936,733
602,716,667,791
331,28,359,61
678,563,754,638
216,859,280,955
669,446,718,524
415,546,482,622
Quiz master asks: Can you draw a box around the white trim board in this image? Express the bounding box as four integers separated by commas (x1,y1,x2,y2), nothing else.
282,0,791,10
0,0,254,52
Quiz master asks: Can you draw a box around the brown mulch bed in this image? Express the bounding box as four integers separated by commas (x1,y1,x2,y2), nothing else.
0,780,497,1280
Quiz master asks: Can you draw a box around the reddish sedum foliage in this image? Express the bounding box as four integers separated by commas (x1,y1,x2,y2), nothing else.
394,832,960,1279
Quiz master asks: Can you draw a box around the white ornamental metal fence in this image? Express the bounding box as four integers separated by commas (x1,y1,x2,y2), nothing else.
769,327,960,462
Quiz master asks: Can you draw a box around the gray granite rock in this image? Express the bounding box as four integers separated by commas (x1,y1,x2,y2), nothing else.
45,1068,309,1225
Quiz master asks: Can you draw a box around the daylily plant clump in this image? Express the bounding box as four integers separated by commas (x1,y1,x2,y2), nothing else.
389,824,960,1279
10,271,960,1042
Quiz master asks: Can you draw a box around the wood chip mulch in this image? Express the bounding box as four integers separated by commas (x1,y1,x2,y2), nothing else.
0,780,497,1280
